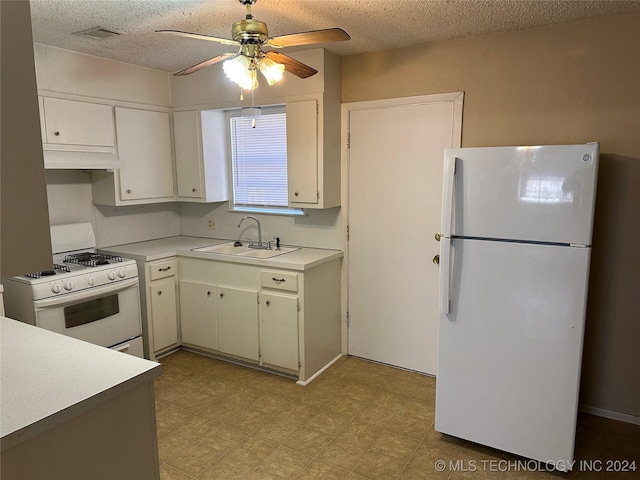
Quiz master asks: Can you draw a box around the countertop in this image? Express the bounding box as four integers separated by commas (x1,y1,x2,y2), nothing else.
0,317,161,451
100,236,343,271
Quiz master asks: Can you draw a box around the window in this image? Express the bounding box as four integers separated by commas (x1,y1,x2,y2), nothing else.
229,106,299,214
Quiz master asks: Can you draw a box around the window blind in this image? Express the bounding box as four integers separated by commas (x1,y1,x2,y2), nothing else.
230,110,288,208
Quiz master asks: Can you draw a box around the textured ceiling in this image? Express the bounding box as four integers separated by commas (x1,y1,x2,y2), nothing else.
30,0,640,74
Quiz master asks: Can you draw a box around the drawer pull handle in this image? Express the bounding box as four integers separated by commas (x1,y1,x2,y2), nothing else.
158,266,172,272
272,277,286,284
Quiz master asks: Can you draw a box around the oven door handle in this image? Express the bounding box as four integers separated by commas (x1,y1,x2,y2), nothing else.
33,278,139,309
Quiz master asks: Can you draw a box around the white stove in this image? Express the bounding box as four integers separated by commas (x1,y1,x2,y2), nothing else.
13,251,137,301
3,223,144,357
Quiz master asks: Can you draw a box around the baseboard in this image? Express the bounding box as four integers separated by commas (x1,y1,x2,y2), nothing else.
296,353,343,386
579,403,640,425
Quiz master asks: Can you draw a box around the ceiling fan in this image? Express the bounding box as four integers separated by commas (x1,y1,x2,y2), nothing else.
156,0,350,89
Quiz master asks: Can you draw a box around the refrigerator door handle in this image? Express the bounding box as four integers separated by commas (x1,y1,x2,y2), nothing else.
440,237,451,315
442,155,457,237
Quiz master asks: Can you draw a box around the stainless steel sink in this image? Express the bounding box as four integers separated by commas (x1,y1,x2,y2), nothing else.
192,242,299,258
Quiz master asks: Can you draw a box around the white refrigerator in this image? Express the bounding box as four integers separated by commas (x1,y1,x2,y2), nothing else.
435,143,599,470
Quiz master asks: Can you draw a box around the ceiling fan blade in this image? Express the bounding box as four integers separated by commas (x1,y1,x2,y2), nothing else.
267,28,350,48
264,51,318,79
156,29,239,47
174,53,237,76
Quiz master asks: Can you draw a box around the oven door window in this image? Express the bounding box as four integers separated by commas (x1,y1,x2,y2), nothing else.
64,294,120,329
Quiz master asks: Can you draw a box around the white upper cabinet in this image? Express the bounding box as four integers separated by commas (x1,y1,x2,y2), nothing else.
116,108,174,201
286,93,341,209
39,96,120,169
174,110,229,203
92,107,176,205
287,100,319,205
41,97,114,147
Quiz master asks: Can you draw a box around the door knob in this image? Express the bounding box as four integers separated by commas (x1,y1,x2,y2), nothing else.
433,255,440,264
435,232,442,241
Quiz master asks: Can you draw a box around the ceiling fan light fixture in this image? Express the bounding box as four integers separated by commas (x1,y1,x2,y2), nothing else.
258,56,285,85
223,55,258,91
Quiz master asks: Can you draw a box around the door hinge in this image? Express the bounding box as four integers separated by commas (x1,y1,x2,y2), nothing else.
347,132,350,149
298,359,301,369
346,311,349,327
297,299,301,312
317,191,320,201
346,225,350,241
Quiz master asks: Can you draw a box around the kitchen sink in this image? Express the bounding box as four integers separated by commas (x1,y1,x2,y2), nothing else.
192,242,299,258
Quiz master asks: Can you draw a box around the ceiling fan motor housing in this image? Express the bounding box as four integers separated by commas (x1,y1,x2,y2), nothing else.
232,19,268,44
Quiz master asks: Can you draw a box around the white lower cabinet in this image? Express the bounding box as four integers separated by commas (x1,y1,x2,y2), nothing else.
217,286,259,361
261,292,299,371
178,257,341,383
179,281,217,350
149,277,178,353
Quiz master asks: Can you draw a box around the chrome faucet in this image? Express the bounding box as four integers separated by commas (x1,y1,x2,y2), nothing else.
237,216,271,250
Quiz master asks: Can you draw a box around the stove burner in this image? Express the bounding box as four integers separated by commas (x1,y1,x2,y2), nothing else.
64,252,123,267
24,263,71,279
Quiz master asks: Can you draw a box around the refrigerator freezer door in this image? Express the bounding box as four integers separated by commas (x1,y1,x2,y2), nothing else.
435,238,591,468
444,144,599,245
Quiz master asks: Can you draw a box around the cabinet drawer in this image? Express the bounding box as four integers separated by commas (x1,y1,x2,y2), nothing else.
260,271,298,292
149,259,176,281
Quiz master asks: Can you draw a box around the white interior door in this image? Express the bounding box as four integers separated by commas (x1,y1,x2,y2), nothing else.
346,93,463,374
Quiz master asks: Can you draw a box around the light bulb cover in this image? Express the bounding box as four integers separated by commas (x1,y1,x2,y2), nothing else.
223,55,258,91
258,57,285,85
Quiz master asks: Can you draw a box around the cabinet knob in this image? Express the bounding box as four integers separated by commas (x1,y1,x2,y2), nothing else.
435,232,442,241
294,191,299,196
206,291,211,296
126,189,132,194
265,300,270,306
54,131,60,136
219,293,224,298
158,290,162,295
192,188,196,192
433,255,440,265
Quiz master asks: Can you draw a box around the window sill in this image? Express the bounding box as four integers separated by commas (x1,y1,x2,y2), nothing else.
228,206,306,217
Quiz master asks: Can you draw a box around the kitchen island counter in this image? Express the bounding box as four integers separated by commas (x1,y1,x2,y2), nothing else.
0,317,162,479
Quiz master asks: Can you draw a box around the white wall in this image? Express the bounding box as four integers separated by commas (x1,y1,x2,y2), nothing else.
46,170,180,248
178,202,341,249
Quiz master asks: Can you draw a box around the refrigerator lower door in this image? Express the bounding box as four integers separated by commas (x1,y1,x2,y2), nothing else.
435,238,591,470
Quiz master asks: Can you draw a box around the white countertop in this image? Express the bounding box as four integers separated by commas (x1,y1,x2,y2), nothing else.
100,236,343,271
0,317,161,451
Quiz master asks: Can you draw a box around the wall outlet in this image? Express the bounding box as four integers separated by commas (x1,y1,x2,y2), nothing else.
207,217,217,230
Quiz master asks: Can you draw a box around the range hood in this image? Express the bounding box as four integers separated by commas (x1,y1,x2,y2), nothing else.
43,147,119,169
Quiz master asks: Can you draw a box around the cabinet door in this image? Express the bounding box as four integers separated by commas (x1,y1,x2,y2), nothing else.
261,292,299,371
174,111,204,199
287,100,318,205
149,278,178,352
179,280,217,350
217,286,259,361
42,97,114,146
115,108,174,201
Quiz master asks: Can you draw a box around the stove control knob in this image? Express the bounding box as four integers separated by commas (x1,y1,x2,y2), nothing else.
88,277,96,286
51,284,62,294
117,269,126,278
63,281,74,291
107,271,117,281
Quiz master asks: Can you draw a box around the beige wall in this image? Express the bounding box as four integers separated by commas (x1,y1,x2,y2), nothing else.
342,13,640,418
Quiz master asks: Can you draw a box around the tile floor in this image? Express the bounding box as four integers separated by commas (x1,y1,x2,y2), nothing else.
155,351,640,480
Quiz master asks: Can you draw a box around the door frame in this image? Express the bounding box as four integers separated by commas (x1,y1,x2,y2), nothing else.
340,93,464,358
